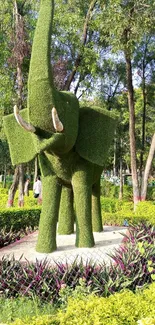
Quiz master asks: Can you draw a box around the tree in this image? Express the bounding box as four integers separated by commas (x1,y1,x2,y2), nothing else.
100,0,155,206
133,36,155,179
7,0,31,207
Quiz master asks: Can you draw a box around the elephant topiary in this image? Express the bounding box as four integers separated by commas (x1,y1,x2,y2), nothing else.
3,0,116,253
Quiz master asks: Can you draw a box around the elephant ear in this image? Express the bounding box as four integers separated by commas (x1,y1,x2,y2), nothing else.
3,109,37,165
75,106,116,166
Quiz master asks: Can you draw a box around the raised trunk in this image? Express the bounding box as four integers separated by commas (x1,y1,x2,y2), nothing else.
28,0,56,132
125,50,140,208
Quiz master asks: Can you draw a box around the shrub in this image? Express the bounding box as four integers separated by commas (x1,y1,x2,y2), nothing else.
0,190,38,209
0,296,56,324
9,315,58,325
138,319,155,325
0,207,41,231
100,179,120,198
0,187,8,194
102,200,155,226
102,210,133,226
100,180,133,200
0,224,155,303
55,283,155,325
0,227,35,248
4,283,155,324
100,197,133,214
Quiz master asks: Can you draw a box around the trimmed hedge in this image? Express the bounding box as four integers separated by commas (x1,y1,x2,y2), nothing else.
138,319,155,325
100,197,133,213
0,198,155,233
0,207,41,231
102,200,155,226
9,283,155,325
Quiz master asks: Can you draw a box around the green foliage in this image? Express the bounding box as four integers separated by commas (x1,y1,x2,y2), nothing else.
0,296,56,324
0,297,55,323
9,283,155,325
56,283,155,325
0,207,40,232
138,318,155,325
101,196,133,213
0,226,34,248
100,180,133,200
0,187,8,194
10,315,58,325
0,190,38,209
101,199,155,226
100,0,155,53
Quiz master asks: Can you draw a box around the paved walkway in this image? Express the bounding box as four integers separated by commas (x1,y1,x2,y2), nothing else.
0,226,126,265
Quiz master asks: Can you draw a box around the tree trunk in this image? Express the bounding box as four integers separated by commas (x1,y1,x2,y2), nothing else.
140,60,147,181
125,50,140,208
14,1,25,206
119,138,123,200
113,130,117,177
18,164,24,207
3,163,7,188
34,156,38,183
7,166,19,207
141,133,155,200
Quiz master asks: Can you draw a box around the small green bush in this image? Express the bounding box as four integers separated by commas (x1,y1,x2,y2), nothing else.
137,318,155,325
0,190,38,209
10,315,58,325
100,197,133,213
102,200,155,226
0,296,56,323
100,180,133,200
0,187,8,194
55,282,155,325
9,283,155,325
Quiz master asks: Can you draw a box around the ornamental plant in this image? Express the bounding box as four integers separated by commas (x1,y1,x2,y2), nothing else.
137,319,155,325
0,227,35,248
0,223,154,302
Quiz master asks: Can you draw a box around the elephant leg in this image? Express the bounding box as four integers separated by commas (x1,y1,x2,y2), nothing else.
36,174,62,253
72,160,95,248
58,186,75,235
92,179,103,232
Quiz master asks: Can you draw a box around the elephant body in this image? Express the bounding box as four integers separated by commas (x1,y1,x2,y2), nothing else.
37,148,103,252
3,0,116,253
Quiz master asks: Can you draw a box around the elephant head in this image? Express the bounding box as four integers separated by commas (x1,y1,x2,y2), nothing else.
3,0,79,165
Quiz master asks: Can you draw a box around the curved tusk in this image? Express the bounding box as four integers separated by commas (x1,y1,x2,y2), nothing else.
14,105,36,133
52,107,63,132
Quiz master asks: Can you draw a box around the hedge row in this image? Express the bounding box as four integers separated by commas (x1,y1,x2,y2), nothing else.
102,200,155,226
9,282,155,325
0,208,41,231
0,199,155,232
